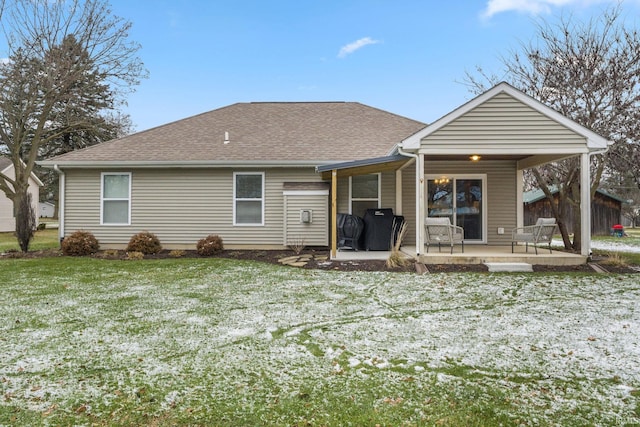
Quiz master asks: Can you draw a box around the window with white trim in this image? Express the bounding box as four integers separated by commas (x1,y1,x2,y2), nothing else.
350,173,380,218
101,173,131,225
234,172,264,225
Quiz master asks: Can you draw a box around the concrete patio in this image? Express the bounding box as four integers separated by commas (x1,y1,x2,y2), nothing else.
333,244,586,266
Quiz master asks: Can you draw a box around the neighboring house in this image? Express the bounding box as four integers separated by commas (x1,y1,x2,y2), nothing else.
524,187,625,235
0,157,42,232
39,201,56,218
39,82,611,260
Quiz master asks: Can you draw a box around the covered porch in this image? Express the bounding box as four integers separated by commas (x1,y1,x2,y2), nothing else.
316,82,612,265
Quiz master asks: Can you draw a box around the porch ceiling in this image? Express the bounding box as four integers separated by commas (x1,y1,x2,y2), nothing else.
423,154,529,161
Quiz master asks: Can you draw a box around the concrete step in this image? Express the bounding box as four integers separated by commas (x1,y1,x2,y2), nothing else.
484,262,533,272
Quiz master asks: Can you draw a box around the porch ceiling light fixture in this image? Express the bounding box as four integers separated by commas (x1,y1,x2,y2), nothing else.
469,154,481,162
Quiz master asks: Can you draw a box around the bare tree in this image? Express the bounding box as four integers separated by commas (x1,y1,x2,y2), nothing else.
464,5,640,251
15,191,35,252
0,0,146,251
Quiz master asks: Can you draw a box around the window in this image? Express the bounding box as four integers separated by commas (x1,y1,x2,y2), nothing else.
101,173,131,225
234,172,264,225
350,173,380,218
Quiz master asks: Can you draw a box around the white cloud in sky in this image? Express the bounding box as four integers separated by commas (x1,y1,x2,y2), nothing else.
337,37,380,58
481,0,607,19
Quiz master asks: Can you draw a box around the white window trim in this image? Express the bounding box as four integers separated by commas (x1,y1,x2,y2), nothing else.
349,173,381,215
425,174,487,243
233,171,265,226
100,172,131,226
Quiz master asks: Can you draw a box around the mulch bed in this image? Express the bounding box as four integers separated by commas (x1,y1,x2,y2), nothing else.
2,248,638,274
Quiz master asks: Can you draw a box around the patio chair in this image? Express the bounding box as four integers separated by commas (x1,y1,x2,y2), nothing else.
425,217,464,254
511,217,557,255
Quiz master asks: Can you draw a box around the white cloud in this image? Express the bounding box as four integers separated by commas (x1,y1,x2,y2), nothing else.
337,37,380,58
480,0,605,19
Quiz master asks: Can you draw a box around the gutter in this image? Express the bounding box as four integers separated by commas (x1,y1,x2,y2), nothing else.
38,160,339,169
53,165,64,241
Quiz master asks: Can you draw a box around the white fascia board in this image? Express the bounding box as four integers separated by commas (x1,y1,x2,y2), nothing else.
401,82,612,151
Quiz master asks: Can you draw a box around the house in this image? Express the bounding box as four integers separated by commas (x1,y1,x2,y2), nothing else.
0,157,42,232
39,201,56,218
524,187,625,235
39,82,612,263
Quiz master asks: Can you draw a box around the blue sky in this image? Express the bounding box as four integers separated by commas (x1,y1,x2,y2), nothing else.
105,0,640,131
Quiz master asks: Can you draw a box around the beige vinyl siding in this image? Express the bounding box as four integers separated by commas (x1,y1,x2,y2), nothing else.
284,194,328,246
424,160,517,245
64,168,323,249
422,93,586,151
0,166,39,232
400,166,416,245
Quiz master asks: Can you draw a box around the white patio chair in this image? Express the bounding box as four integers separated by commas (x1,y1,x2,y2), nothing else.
425,217,464,254
511,217,557,255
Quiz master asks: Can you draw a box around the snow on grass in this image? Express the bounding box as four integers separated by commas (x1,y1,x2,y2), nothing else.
0,258,638,425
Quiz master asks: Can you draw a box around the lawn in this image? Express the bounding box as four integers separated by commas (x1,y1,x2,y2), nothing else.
0,228,59,253
0,257,638,426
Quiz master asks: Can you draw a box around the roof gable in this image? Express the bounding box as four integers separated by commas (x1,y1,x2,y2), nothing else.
401,82,611,153
41,102,425,167
0,157,44,187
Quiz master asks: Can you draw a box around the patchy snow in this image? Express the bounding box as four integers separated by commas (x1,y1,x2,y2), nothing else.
553,237,640,253
591,239,640,253
0,262,638,424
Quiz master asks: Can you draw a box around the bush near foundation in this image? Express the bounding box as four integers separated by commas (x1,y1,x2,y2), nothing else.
61,231,100,256
126,231,162,254
196,234,224,256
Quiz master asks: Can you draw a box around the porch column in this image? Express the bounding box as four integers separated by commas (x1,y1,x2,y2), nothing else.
331,169,337,259
516,169,524,229
395,169,402,215
416,154,425,255
580,153,591,257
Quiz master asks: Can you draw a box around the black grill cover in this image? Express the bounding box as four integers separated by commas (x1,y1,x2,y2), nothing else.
363,208,395,250
337,213,364,250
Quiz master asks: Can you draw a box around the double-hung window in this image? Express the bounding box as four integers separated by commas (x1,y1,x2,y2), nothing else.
350,173,380,218
101,173,131,225
234,172,264,225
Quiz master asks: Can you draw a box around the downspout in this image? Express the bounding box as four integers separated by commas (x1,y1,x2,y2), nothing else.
53,165,65,243
398,145,421,256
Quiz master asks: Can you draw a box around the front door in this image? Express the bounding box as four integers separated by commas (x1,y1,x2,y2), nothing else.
426,175,486,242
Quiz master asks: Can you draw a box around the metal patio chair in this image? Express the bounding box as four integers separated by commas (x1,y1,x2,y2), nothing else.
511,217,557,255
425,217,464,254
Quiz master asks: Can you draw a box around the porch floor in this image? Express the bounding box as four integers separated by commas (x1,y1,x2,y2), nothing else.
333,245,586,266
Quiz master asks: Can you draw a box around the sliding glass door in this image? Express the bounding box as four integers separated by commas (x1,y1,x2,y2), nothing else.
426,175,486,242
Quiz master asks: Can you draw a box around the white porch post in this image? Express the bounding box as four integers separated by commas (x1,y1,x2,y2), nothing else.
580,153,591,256
416,154,425,255
516,169,524,229
395,169,402,215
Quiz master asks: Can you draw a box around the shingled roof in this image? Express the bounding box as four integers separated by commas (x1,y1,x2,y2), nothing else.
41,102,426,167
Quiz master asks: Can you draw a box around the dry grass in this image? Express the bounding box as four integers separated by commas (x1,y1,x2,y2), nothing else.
601,252,629,267
386,221,409,268
288,235,306,255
